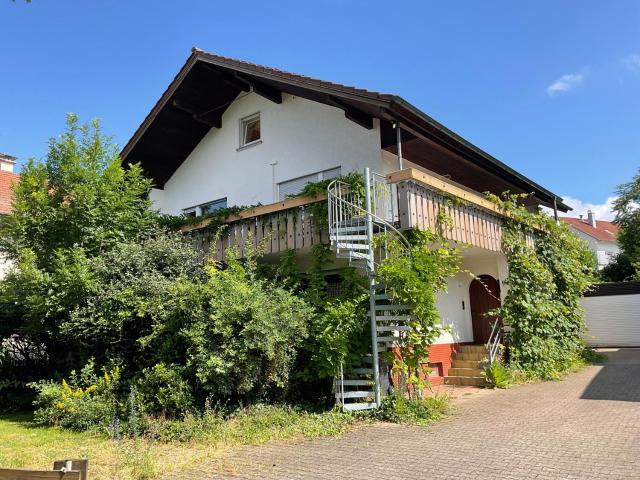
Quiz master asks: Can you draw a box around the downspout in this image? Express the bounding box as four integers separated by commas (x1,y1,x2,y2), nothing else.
395,122,404,170
553,198,559,224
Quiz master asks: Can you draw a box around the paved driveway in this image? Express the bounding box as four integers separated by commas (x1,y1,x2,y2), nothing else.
170,349,640,479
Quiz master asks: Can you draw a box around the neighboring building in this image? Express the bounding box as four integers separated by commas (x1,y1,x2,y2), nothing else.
0,153,18,278
121,49,570,407
562,211,620,270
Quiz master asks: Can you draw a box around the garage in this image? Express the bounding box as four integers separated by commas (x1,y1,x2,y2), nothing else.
581,282,640,347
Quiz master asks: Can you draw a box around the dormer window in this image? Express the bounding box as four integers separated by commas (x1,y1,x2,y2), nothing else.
240,113,261,149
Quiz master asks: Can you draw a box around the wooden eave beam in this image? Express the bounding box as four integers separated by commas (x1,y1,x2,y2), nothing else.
172,99,222,128
234,72,283,104
325,95,373,129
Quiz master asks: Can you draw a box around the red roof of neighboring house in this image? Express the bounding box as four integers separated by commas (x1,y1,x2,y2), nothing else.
561,217,619,242
0,170,18,214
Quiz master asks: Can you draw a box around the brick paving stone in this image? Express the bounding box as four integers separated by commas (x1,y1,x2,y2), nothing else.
164,348,640,479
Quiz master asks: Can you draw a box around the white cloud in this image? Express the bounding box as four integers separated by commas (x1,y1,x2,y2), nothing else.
546,73,584,96
557,196,617,221
621,54,640,74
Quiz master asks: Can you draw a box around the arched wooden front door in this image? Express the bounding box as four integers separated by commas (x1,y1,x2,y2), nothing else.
469,275,501,344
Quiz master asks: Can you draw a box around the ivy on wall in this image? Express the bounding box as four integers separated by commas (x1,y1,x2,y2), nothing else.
486,194,596,378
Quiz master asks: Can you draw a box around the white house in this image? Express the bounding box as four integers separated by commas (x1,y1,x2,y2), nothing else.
0,153,18,279
562,211,620,270
121,49,570,404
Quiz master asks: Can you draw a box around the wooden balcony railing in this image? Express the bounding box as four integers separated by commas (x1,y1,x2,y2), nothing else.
183,194,329,263
184,167,531,263
387,168,515,252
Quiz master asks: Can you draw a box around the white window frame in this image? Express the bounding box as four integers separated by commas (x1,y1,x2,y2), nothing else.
238,112,261,150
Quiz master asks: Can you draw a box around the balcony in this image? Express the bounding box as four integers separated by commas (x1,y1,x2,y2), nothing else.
185,167,521,262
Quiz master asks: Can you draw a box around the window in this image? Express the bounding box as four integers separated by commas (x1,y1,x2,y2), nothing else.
201,198,228,214
183,197,228,217
278,167,341,200
240,113,261,148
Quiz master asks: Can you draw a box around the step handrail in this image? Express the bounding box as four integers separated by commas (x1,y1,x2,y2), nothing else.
485,318,503,364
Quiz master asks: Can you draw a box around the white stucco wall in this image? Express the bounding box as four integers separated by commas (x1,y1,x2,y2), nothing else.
434,249,508,345
150,92,385,215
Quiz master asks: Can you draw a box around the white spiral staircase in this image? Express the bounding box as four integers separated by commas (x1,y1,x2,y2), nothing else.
328,168,413,411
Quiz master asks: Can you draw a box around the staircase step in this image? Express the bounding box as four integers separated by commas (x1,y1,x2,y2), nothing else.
458,345,488,354
339,379,373,386
341,402,377,411
336,251,370,261
371,283,385,290
444,376,486,387
373,304,412,311
330,234,368,242
452,360,483,369
334,243,370,251
376,325,411,332
456,352,488,361
335,390,375,399
332,225,367,234
348,368,374,375
374,315,412,322
448,367,484,377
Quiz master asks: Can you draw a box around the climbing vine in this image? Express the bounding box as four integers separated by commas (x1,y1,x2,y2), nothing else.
375,228,461,396
485,193,596,379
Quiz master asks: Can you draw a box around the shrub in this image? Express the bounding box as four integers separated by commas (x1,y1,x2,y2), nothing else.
135,363,193,418
376,391,450,425
181,249,313,400
483,361,512,389
31,360,121,431
487,193,595,379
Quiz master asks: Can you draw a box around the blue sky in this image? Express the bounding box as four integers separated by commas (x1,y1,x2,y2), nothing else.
1,1,638,218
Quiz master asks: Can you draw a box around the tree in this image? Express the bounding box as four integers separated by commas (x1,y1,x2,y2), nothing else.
0,114,158,377
602,168,640,281
0,114,157,266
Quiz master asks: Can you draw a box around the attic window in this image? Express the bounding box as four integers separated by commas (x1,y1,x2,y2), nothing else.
240,113,261,148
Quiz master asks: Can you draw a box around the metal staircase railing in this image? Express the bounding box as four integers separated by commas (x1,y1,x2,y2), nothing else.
486,318,503,364
328,168,412,411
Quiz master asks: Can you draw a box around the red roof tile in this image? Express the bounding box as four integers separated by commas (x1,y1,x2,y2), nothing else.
561,217,618,242
0,170,18,214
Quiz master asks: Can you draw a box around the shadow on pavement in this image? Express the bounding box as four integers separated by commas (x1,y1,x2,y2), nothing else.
581,348,640,402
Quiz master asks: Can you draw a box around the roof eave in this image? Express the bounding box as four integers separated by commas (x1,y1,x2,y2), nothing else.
388,96,569,211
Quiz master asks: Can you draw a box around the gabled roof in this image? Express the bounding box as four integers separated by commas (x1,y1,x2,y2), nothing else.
0,170,18,215
561,217,619,242
121,48,570,211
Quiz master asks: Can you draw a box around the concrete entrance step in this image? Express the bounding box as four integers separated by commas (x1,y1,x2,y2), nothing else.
445,376,486,387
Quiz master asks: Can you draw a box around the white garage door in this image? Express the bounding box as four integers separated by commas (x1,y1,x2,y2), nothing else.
581,291,640,347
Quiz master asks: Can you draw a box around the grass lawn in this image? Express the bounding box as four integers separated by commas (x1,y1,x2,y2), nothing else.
0,407,357,480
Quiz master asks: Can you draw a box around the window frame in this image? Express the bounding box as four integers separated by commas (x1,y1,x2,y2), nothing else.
182,197,228,217
239,112,262,149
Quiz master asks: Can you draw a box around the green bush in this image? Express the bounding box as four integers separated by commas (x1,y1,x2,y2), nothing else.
135,363,193,418
483,361,512,389
376,391,450,425
31,360,121,431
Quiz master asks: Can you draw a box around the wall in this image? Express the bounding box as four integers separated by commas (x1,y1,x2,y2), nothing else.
150,92,384,215
581,294,640,347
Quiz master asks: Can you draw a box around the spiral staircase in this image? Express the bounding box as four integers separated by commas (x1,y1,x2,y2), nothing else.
328,168,413,411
